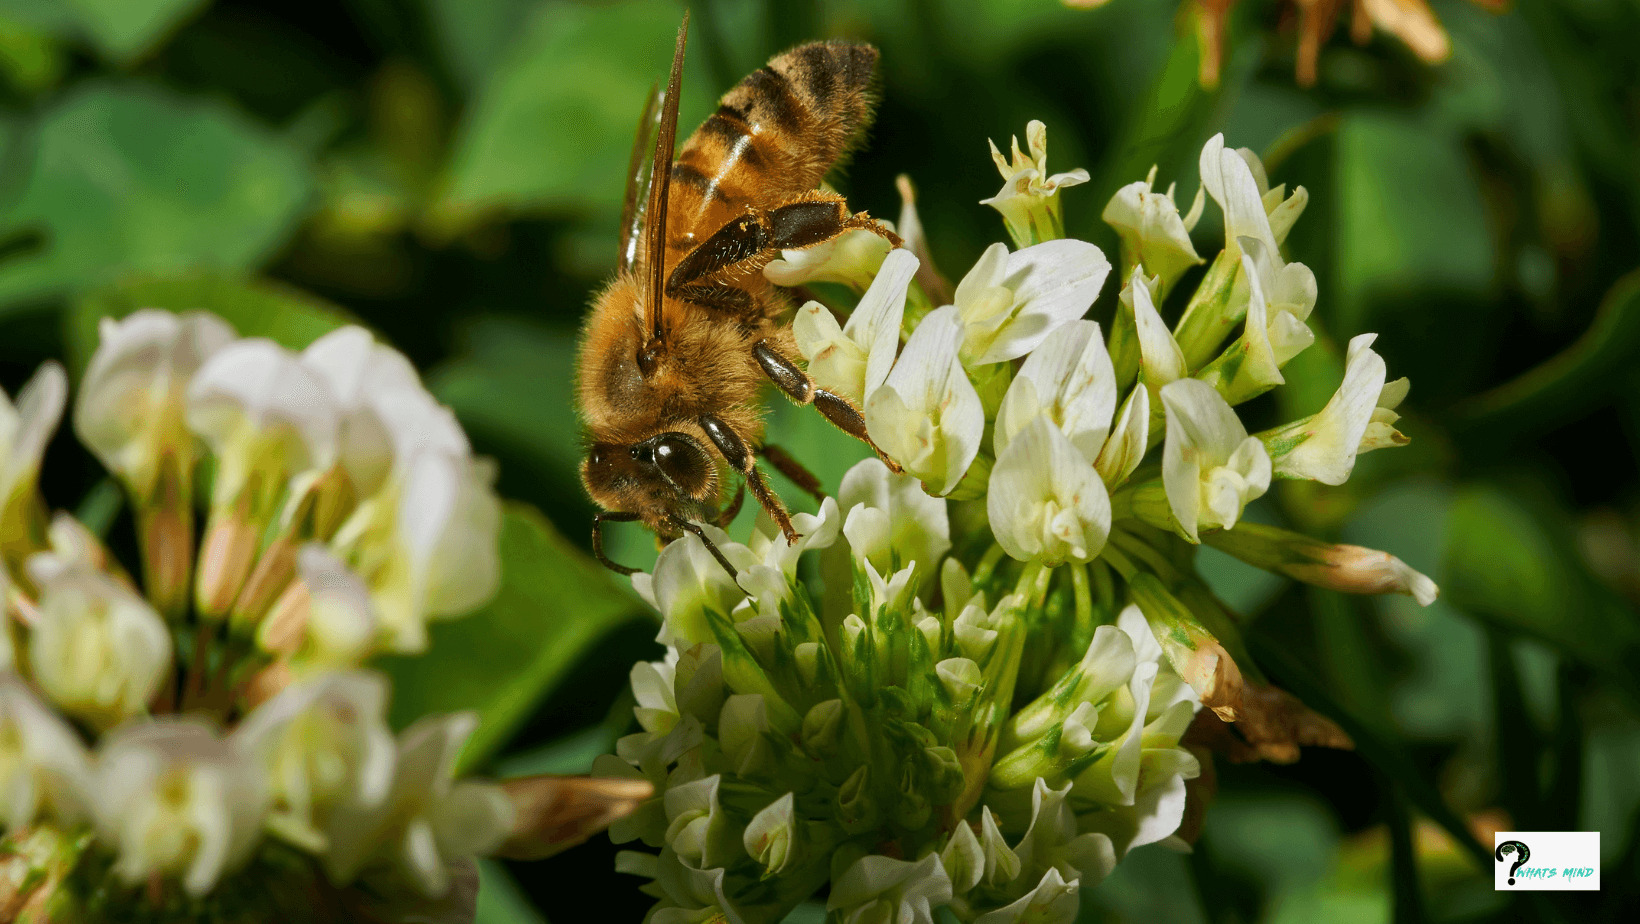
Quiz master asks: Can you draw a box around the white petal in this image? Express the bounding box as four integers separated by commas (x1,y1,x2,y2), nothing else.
1129,269,1186,388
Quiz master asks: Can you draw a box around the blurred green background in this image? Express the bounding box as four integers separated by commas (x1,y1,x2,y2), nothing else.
1,0,1637,921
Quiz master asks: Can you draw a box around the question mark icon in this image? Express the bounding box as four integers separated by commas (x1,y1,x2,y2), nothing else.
1496,840,1530,885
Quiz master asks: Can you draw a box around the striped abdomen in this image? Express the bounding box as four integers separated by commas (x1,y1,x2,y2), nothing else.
665,41,879,260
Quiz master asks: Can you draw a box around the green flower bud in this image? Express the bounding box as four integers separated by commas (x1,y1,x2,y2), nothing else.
743,793,800,877
836,765,878,834
800,699,846,760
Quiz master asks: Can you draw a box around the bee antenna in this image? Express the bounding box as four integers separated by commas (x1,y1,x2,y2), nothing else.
646,12,689,345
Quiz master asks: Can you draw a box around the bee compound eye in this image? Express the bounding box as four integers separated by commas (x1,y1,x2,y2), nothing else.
588,445,606,467
630,444,656,465
651,435,711,496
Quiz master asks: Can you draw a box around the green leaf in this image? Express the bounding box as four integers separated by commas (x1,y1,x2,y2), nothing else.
66,273,356,375
430,0,716,231
379,502,649,772
1454,268,1640,435
58,0,210,63
1333,112,1494,333
475,859,549,924
1443,483,1640,706
0,83,313,313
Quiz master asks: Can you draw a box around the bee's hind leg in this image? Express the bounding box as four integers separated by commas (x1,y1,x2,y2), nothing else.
751,340,903,475
666,192,902,296
698,413,798,544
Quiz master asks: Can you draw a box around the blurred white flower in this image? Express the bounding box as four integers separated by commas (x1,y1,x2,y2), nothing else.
0,362,66,524
26,544,170,729
988,416,1111,565
793,249,919,404
1160,379,1272,542
0,676,91,829
866,307,985,495
1102,165,1205,296
92,719,268,897
1261,334,1390,484
334,451,502,652
187,338,339,513
296,545,380,666
301,326,427,498
951,241,1111,366
323,712,513,898
75,310,235,501
981,120,1090,249
828,852,953,924
232,670,396,852
993,320,1116,462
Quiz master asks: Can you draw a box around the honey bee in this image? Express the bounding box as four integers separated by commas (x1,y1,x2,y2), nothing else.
577,14,903,575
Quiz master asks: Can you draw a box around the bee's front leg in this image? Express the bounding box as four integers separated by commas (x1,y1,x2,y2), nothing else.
751,340,903,474
698,414,798,543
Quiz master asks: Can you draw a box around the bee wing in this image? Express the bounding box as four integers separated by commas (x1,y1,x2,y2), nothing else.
618,81,664,274
642,14,689,345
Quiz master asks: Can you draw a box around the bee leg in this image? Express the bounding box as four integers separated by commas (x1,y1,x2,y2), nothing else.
752,340,904,474
713,482,746,526
591,511,642,576
669,518,740,579
758,444,826,500
699,414,799,544
667,193,903,296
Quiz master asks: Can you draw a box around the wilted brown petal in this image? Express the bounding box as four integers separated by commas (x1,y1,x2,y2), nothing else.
1185,682,1352,764
498,776,656,860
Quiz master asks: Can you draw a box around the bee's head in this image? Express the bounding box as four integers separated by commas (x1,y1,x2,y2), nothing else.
581,431,719,532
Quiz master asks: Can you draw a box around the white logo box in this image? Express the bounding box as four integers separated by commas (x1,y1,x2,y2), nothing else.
1495,831,1600,891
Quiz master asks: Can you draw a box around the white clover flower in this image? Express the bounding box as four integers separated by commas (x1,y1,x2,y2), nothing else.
1160,379,1272,542
836,458,951,582
1199,134,1307,256
951,240,1111,366
301,326,428,498
1196,249,1315,405
635,526,754,647
1012,779,1116,889
993,320,1116,462
1102,165,1205,296
0,676,91,829
743,792,799,876
0,362,66,522
1261,334,1390,484
988,416,1111,565
828,852,953,924
793,249,919,404
26,547,170,730
75,310,236,500
1359,373,1411,456
974,867,1080,924
981,120,1090,249
92,719,269,897
283,544,380,667
187,338,340,512
324,712,514,898
765,221,896,291
865,306,985,495
335,450,503,652
1127,269,1186,390
232,670,396,852
1093,386,1149,488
